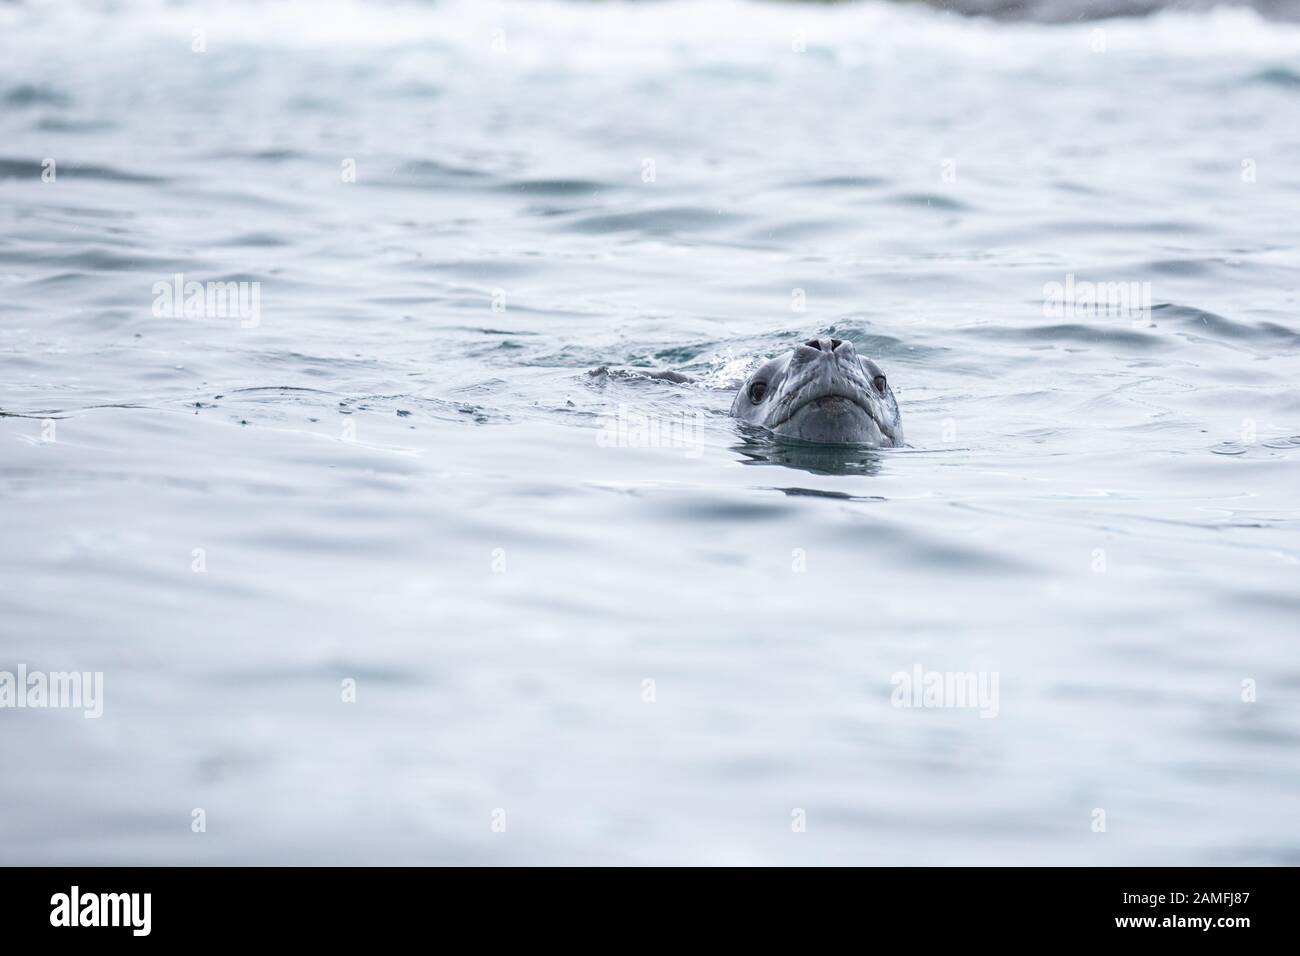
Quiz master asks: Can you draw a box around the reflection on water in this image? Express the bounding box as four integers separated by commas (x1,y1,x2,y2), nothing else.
732,432,887,478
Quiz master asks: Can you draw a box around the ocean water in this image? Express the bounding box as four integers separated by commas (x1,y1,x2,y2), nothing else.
1,0,1298,865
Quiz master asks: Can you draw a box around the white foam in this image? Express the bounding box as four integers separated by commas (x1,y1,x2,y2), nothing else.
5,0,1300,65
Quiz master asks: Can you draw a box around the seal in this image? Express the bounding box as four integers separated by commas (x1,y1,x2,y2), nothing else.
731,338,902,446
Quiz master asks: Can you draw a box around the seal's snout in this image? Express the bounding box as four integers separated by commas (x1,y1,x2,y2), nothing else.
799,337,852,355
792,338,860,383
793,338,857,377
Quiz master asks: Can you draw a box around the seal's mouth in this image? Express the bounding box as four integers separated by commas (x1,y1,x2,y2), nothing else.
765,385,896,446
771,388,878,428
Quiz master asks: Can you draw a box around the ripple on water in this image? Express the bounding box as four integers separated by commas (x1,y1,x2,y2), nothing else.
564,205,747,235
1245,66,1300,88
496,178,615,196
0,157,165,183
372,158,493,189
1154,303,1300,347
14,245,193,272
34,117,115,133
779,174,890,191
212,232,292,248
883,192,971,213
3,83,70,107
960,322,1157,349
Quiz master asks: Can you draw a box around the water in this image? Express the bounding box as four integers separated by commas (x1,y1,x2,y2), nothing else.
2,0,1298,865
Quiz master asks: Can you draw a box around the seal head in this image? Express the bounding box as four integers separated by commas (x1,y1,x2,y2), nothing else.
731,338,902,446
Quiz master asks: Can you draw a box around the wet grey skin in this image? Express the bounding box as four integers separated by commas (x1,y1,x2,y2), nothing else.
731,338,903,446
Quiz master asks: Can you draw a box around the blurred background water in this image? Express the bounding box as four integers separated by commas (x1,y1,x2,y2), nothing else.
1,0,1298,865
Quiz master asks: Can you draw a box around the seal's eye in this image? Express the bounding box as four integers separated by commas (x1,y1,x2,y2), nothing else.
749,381,768,403
873,374,887,394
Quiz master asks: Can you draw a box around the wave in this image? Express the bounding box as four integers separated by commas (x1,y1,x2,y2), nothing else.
916,0,1300,23
5,1,1300,63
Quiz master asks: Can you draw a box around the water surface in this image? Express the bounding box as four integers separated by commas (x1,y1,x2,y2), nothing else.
1,0,1299,864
